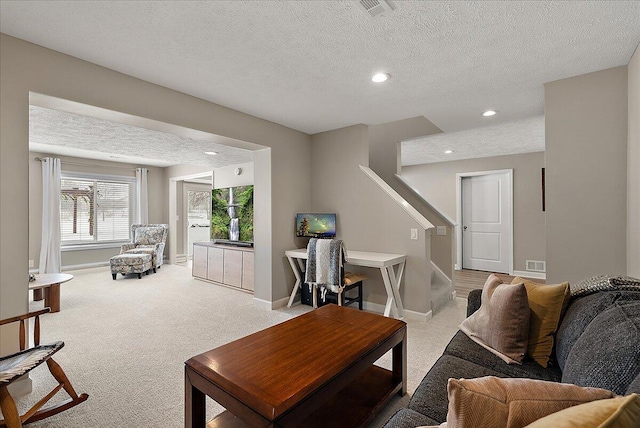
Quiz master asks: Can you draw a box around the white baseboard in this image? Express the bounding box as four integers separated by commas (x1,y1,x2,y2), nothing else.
362,301,384,315
363,301,432,322
512,270,546,280
253,295,291,310
405,308,433,322
29,261,111,275
64,261,110,271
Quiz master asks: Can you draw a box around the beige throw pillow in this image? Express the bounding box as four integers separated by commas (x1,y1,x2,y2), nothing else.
512,277,570,367
525,394,640,428
446,376,615,428
460,274,530,364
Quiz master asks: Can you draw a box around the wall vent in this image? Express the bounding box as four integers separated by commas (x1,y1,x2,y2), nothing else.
357,0,394,19
526,260,546,273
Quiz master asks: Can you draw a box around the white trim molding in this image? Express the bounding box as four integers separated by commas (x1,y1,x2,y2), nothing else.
253,296,290,310
360,165,434,230
512,270,547,280
456,169,514,275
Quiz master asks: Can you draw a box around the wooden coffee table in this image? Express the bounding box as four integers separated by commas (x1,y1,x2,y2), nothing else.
29,273,73,313
185,304,407,428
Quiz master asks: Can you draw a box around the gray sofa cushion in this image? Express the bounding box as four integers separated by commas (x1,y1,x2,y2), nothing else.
561,301,640,395
627,372,640,395
409,354,509,423
384,409,439,428
467,289,482,316
555,291,640,371
443,331,562,382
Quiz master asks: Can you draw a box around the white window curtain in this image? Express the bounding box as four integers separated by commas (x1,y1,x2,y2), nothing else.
136,167,149,224
40,157,62,273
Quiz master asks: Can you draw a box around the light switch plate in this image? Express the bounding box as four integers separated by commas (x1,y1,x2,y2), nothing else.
410,229,418,240
437,226,447,236
29,259,34,268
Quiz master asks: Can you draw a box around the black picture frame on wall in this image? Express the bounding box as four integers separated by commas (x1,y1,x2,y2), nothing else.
542,167,546,212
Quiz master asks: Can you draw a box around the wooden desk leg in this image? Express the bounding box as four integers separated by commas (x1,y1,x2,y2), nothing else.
45,283,61,313
33,289,44,301
392,328,407,396
185,370,206,428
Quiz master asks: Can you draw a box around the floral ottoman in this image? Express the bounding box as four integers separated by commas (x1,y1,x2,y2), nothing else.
110,253,152,280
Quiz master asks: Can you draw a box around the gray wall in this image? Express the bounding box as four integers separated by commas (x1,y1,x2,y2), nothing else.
28,152,165,268
0,34,311,345
213,161,254,189
311,125,432,314
628,44,640,278
402,152,546,272
545,66,628,284
369,117,455,280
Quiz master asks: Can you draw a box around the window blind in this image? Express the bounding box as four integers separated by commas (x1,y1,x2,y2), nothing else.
60,175,135,245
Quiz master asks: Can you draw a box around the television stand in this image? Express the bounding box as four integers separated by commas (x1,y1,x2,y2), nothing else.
213,239,253,248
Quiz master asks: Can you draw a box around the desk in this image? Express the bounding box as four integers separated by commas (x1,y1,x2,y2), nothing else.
29,273,73,313
285,248,406,319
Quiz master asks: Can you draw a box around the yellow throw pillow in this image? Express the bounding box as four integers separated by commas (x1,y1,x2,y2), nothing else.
446,376,615,428
512,277,570,367
525,394,640,428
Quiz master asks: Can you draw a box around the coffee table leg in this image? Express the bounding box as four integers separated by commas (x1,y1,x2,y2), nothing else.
45,283,61,313
392,328,407,396
185,370,206,428
33,289,44,301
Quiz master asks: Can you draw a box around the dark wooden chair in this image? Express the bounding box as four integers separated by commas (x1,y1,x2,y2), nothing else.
313,266,367,310
0,309,88,428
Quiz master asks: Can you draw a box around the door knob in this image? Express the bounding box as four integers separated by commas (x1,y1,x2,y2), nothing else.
463,226,467,230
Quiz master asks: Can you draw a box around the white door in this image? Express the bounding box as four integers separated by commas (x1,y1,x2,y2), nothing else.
462,172,512,273
186,189,211,258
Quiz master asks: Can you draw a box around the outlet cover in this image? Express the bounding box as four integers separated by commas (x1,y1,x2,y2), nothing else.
436,226,447,236
410,229,418,240
29,259,34,268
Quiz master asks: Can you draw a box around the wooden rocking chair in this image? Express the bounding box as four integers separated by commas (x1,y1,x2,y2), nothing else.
0,309,88,428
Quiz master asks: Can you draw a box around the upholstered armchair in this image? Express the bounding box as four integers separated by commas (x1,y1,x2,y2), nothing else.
120,224,168,271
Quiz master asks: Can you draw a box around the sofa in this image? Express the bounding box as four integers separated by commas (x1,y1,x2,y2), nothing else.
384,283,640,427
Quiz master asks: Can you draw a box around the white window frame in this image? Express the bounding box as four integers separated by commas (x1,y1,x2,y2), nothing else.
60,171,136,251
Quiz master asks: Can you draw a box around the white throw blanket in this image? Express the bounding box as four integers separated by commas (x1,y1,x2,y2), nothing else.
305,238,346,297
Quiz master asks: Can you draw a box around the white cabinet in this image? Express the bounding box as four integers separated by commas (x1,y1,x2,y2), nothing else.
242,252,254,291
192,243,254,292
207,247,224,283
192,244,208,279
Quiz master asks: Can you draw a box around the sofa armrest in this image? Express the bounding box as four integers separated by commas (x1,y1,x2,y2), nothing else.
120,243,135,254
467,289,482,317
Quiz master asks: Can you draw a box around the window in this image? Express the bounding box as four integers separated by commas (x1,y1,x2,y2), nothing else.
60,173,136,247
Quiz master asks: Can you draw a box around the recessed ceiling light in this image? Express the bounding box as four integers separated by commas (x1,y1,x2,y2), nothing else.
372,73,390,83
205,151,218,156
482,110,498,117
444,150,453,154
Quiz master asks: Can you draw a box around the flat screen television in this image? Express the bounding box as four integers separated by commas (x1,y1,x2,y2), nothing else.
211,185,253,243
295,213,336,238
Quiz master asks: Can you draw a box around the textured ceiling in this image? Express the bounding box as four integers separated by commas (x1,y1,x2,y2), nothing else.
1,1,639,137
401,116,544,166
29,106,254,168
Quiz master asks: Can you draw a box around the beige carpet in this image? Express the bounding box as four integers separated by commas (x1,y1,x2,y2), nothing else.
4,264,466,427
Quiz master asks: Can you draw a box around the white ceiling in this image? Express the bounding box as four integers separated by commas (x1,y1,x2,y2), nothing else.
29,106,254,168
402,115,545,166
2,1,639,166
